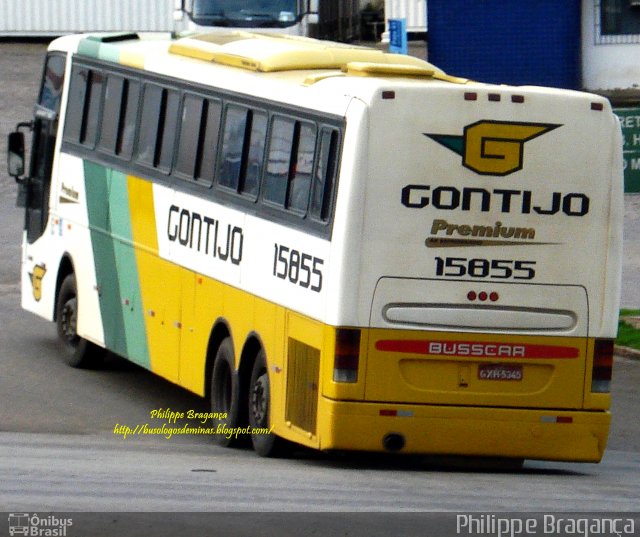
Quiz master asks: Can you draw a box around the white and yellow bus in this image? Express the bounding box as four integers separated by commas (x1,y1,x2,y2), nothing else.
8,31,623,461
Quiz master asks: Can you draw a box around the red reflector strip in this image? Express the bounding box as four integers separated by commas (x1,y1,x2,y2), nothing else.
511,95,525,103
591,102,604,111
375,340,580,359
541,416,573,424
382,90,395,100
464,92,477,101
379,409,414,417
488,93,501,102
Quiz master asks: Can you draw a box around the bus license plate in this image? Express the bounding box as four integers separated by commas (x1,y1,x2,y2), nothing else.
478,363,523,381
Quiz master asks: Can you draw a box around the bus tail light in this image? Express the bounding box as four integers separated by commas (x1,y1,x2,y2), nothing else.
591,339,613,393
333,328,361,383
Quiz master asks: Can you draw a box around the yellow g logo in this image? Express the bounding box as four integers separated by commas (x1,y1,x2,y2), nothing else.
30,264,47,302
426,120,560,176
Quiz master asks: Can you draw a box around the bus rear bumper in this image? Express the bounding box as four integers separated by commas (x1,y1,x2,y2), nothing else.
317,399,610,462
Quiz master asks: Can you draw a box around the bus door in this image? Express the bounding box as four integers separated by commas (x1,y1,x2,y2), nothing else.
23,53,66,243
7,53,66,318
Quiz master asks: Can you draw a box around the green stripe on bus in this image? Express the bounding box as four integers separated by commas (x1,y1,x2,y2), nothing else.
108,170,151,369
83,161,125,355
83,161,150,369
77,39,101,60
96,44,121,64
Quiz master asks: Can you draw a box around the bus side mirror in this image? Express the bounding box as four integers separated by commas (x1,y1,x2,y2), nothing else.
8,131,26,180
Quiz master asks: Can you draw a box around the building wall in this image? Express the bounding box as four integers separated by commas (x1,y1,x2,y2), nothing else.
0,0,174,36
582,0,640,91
427,0,581,89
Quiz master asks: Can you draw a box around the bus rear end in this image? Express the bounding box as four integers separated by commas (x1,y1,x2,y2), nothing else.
320,81,622,462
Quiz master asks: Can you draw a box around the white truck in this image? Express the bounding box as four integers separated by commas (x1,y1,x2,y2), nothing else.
176,0,360,41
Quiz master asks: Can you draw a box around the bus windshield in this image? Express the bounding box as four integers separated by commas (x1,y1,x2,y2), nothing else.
191,0,299,27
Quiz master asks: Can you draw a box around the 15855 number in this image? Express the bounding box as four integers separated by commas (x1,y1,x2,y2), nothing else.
273,243,324,292
434,257,536,280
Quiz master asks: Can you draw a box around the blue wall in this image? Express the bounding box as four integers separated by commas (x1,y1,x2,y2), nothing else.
428,1,582,89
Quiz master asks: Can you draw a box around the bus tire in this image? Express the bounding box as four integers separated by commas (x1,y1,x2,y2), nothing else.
210,337,241,447
55,274,103,368
249,350,288,457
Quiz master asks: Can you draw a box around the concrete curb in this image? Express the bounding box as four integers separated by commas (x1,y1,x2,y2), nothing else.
614,345,640,360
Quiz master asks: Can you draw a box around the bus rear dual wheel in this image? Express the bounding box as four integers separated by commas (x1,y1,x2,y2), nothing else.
55,274,103,368
210,338,286,457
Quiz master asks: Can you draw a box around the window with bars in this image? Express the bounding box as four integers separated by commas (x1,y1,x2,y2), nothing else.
596,0,640,43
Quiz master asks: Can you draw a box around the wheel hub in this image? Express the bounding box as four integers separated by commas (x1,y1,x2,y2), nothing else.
251,374,268,425
61,298,78,345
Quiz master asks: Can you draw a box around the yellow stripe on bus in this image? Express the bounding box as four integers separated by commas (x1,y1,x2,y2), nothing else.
127,176,181,382
119,51,145,69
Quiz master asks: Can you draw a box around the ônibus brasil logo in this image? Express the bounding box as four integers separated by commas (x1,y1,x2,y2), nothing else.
425,120,560,176
8,513,72,536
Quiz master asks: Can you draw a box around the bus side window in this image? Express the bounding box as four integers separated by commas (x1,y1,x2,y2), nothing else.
157,88,180,172
136,84,179,172
136,84,162,167
116,79,140,160
219,104,248,191
241,110,267,198
198,98,222,185
39,54,65,113
98,74,123,154
218,105,266,197
64,67,89,143
175,93,203,180
310,128,339,222
80,70,104,148
288,121,316,214
264,115,295,207
64,67,103,148
176,93,222,186
99,75,140,160
265,117,317,214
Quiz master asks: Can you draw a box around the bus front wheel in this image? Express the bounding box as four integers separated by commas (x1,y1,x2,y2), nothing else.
55,274,103,368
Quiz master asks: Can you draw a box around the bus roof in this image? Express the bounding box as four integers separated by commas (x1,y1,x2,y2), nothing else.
50,31,472,106
168,32,440,73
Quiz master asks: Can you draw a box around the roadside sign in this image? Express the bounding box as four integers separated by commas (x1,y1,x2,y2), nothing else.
614,106,640,193
388,18,408,55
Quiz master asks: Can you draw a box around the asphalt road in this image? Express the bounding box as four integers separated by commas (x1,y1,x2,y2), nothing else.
0,40,639,526
1,431,640,511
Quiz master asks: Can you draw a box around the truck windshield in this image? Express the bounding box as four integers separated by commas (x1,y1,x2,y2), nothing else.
191,0,299,27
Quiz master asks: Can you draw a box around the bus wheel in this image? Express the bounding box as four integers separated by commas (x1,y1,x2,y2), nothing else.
210,337,240,447
249,350,287,457
56,274,103,368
